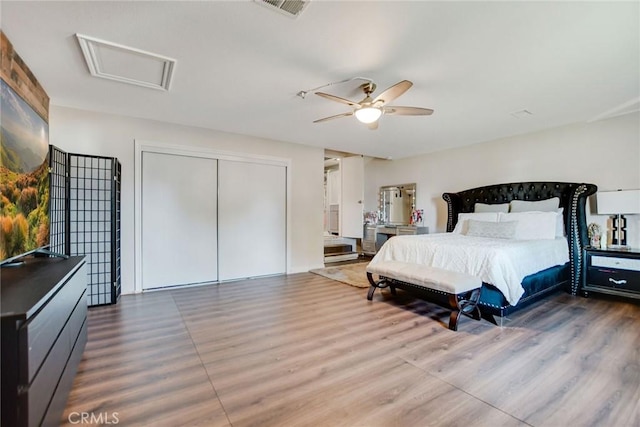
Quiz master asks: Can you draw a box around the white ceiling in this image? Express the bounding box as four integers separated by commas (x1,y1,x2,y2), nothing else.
2,1,638,159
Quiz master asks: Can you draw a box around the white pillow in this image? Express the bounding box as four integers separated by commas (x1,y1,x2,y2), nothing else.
465,219,518,239
452,212,500,234
474,202,509,213
510,197,560,213
556,207,565,237
499,211,558,240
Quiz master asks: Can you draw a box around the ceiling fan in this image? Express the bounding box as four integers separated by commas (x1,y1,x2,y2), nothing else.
313,80,433,130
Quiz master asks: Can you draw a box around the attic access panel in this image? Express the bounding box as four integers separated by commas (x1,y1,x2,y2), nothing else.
76,33,176,91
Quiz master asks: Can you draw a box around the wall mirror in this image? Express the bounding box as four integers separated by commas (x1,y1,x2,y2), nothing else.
379,183,416,225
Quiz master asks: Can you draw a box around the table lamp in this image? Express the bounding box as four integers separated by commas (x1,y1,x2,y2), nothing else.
596,189,640,247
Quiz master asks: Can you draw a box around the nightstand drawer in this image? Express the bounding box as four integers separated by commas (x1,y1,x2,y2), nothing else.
586,267,640,293
592,255,640,272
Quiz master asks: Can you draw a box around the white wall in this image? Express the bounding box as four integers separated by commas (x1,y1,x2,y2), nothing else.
50,106,325,295
365,112,640,247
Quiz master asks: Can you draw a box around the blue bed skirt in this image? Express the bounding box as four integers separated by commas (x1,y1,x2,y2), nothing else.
478,262,570,318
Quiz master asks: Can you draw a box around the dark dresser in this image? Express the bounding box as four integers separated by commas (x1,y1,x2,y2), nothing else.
1,256,87,426
582,247,640,300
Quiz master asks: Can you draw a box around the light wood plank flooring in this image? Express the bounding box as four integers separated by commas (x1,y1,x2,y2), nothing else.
62,273,640,426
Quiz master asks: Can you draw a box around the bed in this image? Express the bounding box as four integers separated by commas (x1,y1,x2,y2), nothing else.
367,181,597,323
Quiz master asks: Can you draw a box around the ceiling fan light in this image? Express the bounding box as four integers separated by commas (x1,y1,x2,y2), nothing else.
354,107,382,123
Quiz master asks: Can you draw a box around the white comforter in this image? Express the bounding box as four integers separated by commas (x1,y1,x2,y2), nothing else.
368,233,569,305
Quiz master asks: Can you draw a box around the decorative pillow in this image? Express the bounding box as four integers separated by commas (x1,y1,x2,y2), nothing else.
452,212,500,234
499,211,558,240
509,197,560,213
465,219,518,239
474,202,509,213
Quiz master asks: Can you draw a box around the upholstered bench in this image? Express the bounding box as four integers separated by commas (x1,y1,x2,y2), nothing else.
366,261,482,331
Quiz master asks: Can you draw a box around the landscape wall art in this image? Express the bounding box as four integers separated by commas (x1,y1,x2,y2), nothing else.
0,78,50,261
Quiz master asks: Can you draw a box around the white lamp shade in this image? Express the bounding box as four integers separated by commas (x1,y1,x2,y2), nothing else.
354,107,382,124
596,189,640,214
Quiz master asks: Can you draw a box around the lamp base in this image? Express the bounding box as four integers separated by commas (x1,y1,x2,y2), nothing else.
611,214,627,246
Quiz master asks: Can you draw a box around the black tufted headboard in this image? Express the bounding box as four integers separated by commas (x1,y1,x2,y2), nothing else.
442,182,597,295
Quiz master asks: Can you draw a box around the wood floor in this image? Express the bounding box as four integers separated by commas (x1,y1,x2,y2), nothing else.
61,273,640,427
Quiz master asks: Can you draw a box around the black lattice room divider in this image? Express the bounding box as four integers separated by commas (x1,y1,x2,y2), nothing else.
67,153,121,306
48,146,121,307
49,145,68,255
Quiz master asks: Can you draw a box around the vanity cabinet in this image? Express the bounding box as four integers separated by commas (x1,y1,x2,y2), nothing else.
1,256,87,427
363,225,377,254
363,225,429,254
397,226,428,236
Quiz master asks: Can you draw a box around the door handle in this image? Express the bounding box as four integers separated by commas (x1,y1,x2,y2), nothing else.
609,278,627,286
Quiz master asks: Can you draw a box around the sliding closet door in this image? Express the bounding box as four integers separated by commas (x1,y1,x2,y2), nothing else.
141,152,218,289
218,160,286,281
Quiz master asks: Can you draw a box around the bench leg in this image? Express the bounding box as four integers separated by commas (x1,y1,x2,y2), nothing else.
367,285,376,300
366,273,394,301
366,272,377,300
447,289,481,331
461,289,482,321
448,294,462,331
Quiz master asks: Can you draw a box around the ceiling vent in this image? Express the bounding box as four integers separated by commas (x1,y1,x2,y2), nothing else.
254,0,310,18
76,34,176,91
510,109,533,119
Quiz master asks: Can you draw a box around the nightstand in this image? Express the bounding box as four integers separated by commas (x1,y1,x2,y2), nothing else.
582,247,640,300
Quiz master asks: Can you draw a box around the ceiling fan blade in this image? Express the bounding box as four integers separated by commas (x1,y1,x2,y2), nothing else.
372,80,413,105
315,92,360,107
383,106,434,116
313,112,353,123
368,121,379,130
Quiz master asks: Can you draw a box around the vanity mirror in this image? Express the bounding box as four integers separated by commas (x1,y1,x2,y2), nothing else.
379,183,416,225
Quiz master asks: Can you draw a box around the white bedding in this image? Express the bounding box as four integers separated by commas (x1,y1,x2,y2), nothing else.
368,233,569,305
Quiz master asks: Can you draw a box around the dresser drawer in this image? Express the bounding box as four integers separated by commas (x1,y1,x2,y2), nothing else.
396,227,417,236
377,226,397,235
586,267,640,293
22,263,87,383
396,226,429,236
591,255,640,272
